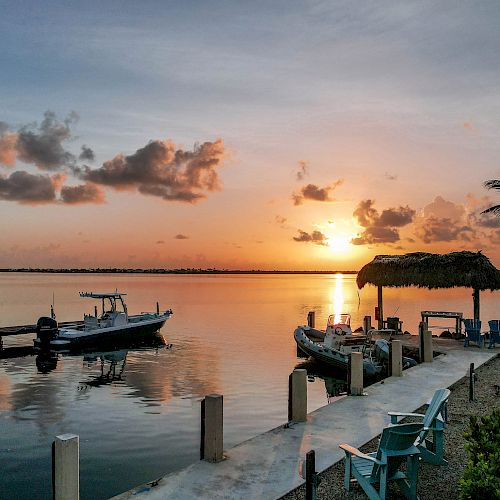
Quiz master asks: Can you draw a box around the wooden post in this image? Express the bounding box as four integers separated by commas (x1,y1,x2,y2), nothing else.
418,321,425,362
53,434,79,500
350,352,363,396
423,330,433,363
156,301,160,314
377,286,383,329
469,363,475,402
288,369,307,422
200,394,223,462
307,311,315,328
363,315,372,334
305,450,318,500
473,289,480,320
391,340,403,377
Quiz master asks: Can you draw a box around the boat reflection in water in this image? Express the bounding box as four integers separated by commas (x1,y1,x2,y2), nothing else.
295,360,348,405
33,332,168,379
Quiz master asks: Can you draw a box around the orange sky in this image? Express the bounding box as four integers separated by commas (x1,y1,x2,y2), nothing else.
1,2,499,269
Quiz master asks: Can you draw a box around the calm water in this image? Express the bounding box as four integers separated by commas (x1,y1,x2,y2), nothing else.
0,273,498,499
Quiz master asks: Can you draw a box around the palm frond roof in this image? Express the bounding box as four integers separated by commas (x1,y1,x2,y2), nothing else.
357,251,500,291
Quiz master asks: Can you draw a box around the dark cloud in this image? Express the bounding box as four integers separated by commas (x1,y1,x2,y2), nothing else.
293,230,327,245
378,206,415,227
352,199,415,245
275,215,287,225
293,180,343,206
79,145,95,162
296,160,309,181
78,138,225,203
0,170,56,204
16,111,78,170
60,183,105,204
156,240,165,244
384,172,398,181
352,226,400,245
415,216,474,243
174,234,189,239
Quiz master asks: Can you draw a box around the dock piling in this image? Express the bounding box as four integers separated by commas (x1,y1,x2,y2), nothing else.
53,434,79,500
200,394,224,462
307,311,315,328
288,369,307,422
391,340,403,377
350,352,363,396
363,315,372,334
423,330,433,362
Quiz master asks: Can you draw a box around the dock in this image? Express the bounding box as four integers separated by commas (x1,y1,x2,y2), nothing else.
0,320,83,337
112,339,496,500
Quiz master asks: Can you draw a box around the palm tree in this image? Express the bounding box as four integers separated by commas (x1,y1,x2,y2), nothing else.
482,180,500,215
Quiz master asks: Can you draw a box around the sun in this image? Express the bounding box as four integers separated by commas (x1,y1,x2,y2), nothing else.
326,233,352,253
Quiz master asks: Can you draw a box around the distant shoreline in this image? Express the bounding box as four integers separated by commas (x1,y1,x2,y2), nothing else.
0,268,358,275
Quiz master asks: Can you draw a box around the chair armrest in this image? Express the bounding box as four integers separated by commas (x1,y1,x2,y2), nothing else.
339,444,383,464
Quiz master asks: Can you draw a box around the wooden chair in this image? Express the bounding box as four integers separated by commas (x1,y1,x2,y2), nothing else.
340,422,423,500
463,319,483,347
388,388,450,465
488,320,500,349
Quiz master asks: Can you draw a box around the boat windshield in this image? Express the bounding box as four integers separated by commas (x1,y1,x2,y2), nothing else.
327,314,351,327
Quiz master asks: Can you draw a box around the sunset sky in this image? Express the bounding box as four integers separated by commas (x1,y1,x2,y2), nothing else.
1,1,499,270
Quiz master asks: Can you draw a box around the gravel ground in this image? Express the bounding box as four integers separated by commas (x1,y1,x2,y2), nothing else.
282,355,499,500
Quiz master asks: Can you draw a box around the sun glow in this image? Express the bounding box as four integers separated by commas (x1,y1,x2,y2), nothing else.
326,233,352,253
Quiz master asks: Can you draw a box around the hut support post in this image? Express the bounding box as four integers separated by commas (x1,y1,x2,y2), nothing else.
288,369,307,422
473,289,480,320
377,286,383,330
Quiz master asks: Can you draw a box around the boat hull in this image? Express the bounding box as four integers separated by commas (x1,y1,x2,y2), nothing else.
294,326,381,377
34,316,169,350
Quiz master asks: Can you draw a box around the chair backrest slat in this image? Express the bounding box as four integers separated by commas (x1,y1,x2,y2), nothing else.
422,388,450,428
372,423,423,481
488,320,500,334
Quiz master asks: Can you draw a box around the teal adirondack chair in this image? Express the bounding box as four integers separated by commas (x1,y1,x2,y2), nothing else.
340,422,423,500
388,388,450,465
463,319,483,347
488,320,500,348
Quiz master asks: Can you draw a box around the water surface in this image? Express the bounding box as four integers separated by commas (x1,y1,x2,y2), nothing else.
0,273,497,499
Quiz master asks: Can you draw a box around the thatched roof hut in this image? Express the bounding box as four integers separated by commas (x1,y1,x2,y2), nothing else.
357,251,500,324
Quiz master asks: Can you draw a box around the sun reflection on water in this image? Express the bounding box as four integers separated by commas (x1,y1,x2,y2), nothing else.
333,273,344,324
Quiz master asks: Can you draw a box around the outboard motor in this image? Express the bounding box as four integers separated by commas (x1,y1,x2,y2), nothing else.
36,316,58,346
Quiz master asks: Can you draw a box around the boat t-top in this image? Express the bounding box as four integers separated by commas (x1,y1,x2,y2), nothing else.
34,291,172,349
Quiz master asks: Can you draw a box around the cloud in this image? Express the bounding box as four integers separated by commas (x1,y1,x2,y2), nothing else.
79,145,95,162
78,138,225,203
292,180,343,206
423,196,465,220
156,240,165,244
384,172,397,181
0,123,17,167
174,234,189,239
275,215,287,225
60,182,105,204
293,229,328,245
0,170,57,204
16,111,78,170
352,199,415,245
352,226,400,245
296,160,309,181
415,216,474,243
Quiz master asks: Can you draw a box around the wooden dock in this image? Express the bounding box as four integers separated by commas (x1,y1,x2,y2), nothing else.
0,320,83,337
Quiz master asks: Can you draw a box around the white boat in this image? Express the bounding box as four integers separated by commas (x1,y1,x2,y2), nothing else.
294,314,382,377
34,292,172,350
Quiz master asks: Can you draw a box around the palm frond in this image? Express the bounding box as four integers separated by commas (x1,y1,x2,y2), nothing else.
484,179,500,190
481,204,500,215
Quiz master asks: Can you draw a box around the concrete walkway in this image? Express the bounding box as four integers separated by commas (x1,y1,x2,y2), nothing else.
113,344,496,500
